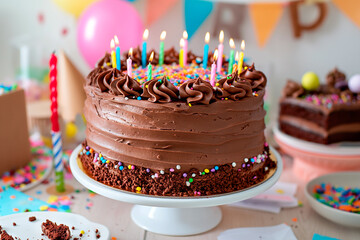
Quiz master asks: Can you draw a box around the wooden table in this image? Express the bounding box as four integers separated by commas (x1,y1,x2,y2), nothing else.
25,156,360,240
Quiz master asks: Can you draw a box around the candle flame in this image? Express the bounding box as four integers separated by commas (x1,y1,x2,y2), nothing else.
114,35,119,45
241,40,245,51
213,49,218,62
143,29,149,40
180,38,185,48
235,51,239,61
219,30,224,43
205,32,210,43
183,31,188,40
160,31,166,40
149,51,154,62
129,48,133,58
229,38,235,49
110,39,115,49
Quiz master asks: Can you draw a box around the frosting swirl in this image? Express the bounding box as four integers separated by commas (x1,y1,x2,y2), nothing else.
215,74,253,100
179,77,214,105
326,68,346,87
282,80,305,98
96,68,124,92
141,76,179,103
109,74,142,97
240,64,267,90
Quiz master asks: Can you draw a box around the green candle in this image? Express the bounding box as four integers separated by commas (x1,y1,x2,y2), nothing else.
228,38,235,74
159,31,166,66
147,51,154,81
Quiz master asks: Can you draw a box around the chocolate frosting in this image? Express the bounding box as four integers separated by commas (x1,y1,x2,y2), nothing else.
326,68,346,87
215,74,253,100
95,68,124,92
179,77,215,104
163,47,179,65
240,64,267,90
282,80,305,98
141,77,179,103
109,74,142,97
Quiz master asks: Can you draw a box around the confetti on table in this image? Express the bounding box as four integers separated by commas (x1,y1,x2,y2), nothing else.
313,183,360,214
46,195,72,212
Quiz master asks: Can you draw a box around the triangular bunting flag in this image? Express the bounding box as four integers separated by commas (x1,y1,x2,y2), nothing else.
57,50,86,123
184,0,214,40
249,3,284,47
146,0,180,26
332,0,360,28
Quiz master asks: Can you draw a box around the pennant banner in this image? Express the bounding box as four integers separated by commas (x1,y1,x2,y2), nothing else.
184,0,214,40
249,3,284,47
145,0,180,26
332,0,360,28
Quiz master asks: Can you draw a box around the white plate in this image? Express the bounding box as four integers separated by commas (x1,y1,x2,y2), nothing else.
0,212,110,239
305,171,360,228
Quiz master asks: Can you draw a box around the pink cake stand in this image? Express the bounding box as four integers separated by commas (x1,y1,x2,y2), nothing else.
274,126,360,181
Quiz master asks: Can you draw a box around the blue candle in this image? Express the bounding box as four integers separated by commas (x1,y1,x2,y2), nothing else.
203,32,210,69
114,35,121,71
142,29,149,68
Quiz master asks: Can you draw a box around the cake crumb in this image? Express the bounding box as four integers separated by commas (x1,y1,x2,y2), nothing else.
12,222,16,226
29,216,36,222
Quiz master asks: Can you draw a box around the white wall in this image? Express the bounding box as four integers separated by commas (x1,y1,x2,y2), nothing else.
1,0,359,105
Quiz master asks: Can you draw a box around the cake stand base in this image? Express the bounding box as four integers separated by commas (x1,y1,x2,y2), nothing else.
131,205,221,236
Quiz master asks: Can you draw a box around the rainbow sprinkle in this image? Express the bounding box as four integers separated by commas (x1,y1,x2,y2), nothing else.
303,93,360,109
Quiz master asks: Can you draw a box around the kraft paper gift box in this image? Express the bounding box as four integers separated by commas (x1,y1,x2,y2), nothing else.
0,89,31,175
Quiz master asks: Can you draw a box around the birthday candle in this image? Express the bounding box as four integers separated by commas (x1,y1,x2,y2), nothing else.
228,38,235,74
233,51,239,73
127,48,133,78
203,32,210,69
114,35,121,71
210,49,218,87
159,31,166,66
110,39,117,69
142,29,149,68
238,40,245,75
217,30,224,73
182,31,188,66
147,51,154,81
179,38,184,68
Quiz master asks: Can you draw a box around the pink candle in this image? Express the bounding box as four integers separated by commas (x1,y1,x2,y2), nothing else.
210,49,218,87
49,53,59,132
183,31,188,66
217,30,224,73
127,48,133,77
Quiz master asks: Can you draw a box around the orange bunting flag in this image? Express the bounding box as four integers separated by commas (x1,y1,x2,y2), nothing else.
332,0,360,29
249,3,284,47
146,0,180,26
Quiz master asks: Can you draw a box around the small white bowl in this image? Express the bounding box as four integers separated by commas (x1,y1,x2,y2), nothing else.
305,171,360,228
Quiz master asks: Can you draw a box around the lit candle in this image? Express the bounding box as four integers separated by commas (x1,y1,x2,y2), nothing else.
228,38,235,74
238,40,245,75
159,31,166,66
127,48,133,78
203,32,210,69
110,39,117,69
142,29,149,68
233,51,239,73
179,38,184,68
210,49,218,87
114,35,121,71
182,31,188,66
216,30,224,73
147,51,154,81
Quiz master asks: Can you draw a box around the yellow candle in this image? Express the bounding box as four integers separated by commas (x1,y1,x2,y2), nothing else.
237,40,245,75
179,38,184,68
110,39,117,69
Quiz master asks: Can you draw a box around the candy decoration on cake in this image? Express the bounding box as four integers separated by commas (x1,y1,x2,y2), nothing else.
301,72,320,90
217,30,224,73
348,74,360,93
203,32,210,69
49,52,65,193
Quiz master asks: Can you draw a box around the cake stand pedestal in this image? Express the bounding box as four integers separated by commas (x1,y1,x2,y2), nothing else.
274,127,360,181
70,145,282,236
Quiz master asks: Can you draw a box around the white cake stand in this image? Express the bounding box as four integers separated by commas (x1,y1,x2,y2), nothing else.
70,145,283,236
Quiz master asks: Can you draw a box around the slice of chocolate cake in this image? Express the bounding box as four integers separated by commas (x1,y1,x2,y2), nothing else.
41,220,71,240
0,230,14,240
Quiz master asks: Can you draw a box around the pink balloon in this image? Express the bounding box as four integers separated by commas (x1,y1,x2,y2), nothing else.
77,0,143,68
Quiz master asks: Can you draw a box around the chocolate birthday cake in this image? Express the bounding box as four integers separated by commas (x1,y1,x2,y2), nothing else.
79,47,276,196
279,68,360,144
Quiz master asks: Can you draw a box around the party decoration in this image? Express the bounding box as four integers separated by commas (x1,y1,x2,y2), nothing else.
127,48,133,77
110,39,117,69
179,39,184,68
142,29,149,68
57,50,86,123
65,122,78,139
249,3,284,47
183,31,188,66
348,74,360,93
210,49,218,87
77,0,143,67
217,30,224,73
333,0,360,29
159,31,166,66
145,0,180,26
147,52,154,81
237,40,245,75
184,0,214,39
228,38,235,74
301,72,320,91
289,1,327,38
52,0,96,18
203,32,210,69
114,35,121,71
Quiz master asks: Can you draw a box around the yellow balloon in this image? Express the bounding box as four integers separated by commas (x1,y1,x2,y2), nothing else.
53,0,96,17
66,122,78,138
